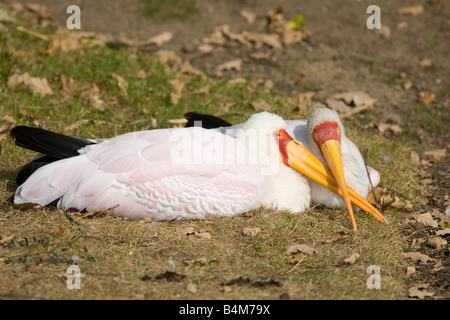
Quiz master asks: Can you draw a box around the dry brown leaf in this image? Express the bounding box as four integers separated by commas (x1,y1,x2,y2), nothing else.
25,3,55,20
167,118,188,127
136,70,151,79
195,232,212,239
250,51,273,60
197,44,214,54
397,21,408,29
64,119,89,134
217,59,242,72
420,178,436,186
53,225,65,237
289,252,305,264
436,228,450,236
324,231,350,243
147,31,173,47
240,10,256,24
8,73,53,96
424,149,446,162
193,85,210,95
250,100,272,112
170,78,185,105
427,235,447,249
220,25,251,47
111,73,128,96
344,253,360,265
402,252,434,263
405,266,416,278
286,244,317,255
28,266,44,274
60,74,76,99
408,284,434,299
332,91,376,107
413,212,439,228
376,123,403,135
155,50,183,65
0,115,15,140
420,59,432,67
203,26,226,45
282,29,308,45
410,151,420,166
179,61,205,77
242,227,261,237
242,31,282,50
419,92,437,104
398,5,424,16
291,92,315,114
375,24,391,39
403,81,413,91
325,98,352,114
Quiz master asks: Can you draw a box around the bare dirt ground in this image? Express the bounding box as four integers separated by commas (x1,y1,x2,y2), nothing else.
5,0,450,299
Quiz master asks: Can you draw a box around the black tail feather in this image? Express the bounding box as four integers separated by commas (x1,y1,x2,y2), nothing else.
10,126,94,160
11,126,95,185
184,112,232,129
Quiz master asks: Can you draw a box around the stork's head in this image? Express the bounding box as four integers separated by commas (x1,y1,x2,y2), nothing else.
306,108,356,230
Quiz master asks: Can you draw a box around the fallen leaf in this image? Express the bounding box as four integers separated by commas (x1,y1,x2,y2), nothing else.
170,78,185,105
332,91,376,108
147,31,173,47
291,91,315,114
60,74,76,99
376,123,403,135
288,252,305,264
179,60,205,77
197,44,214,54
420,59,432,67
344,253,360,265
427,235,447,249
410,151,420,166
111,73,128,96
180,226,196,235
217,59,242,72
250,100,272,112
403,81,413,91
405,266,416,278
195,232,212,239
375,24,391,38
424,149,446,162
286,244,317,255
242,227,261,237
203,26,226,45
397,21,408,29
408,284,434,299
436,228,450,236
402,251,435,263
419,92,436,104
28,266,44,274
53,225,65,237
413,212,439,228
155,50,183,65
240,10,256,25
324,231,350,243
242,31,282,50
398,5,424,16
325,98,352,114
8,73,53,96
25,3,55,20
186,283,197,294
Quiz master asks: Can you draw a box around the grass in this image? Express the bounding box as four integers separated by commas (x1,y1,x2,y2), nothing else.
0,12,419,300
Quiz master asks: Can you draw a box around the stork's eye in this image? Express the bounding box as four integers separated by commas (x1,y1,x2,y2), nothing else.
274,132,280,137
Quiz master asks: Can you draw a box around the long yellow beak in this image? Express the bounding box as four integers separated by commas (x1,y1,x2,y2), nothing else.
320,139,356,231
274,129,388,231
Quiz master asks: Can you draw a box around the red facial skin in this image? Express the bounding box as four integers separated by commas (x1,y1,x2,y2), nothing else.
273,129,293,165
312,122,341,146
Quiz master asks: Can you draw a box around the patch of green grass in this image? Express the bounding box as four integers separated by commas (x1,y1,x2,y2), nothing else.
140,0,199,20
